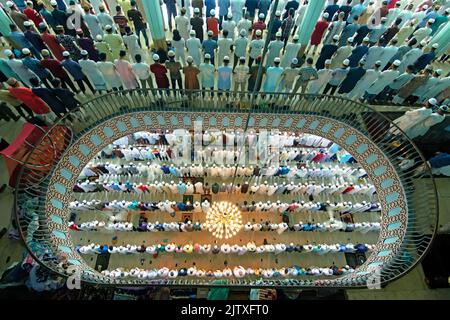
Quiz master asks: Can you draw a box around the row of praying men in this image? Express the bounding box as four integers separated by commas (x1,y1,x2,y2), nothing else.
81,162,367,180
70,219,380,233
101,264,357,279
69,199,381,214
76,242,374,255
73,179,376,197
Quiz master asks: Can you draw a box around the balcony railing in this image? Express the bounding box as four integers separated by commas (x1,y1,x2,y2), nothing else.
13,89,438,289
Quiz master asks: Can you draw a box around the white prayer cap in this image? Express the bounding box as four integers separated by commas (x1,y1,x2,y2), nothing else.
62,51,70,57
428,98,437,105
24,21,32,27
223,55,230,61
194,8,200,14
210,9,215,15
227,13,232,18
80,50,88,56
276,31,282,37
274,57,281,63
348,37,354,43
392,59,401,66
204,53,211,59
325,59,332,65
4,49,13,57
22,48,31,55
375,60,382,66
432,43,439,48
332,35,339,41
323,12,329,19
50,0,57,5
259,13,265,19
446,8,450,13
423,5,429,9
96,35,102,40
105,25,112,30
440,105,449,112
291,58,298,64
363,37,370,42
381,17,387,22
343,59,350,66
240,29,247,36
41,49,50,56
293,35,299,40
152,53,160,61
191,30,197,35
428,18,435,24
26,1,33,5
420,40,427,46
187,56,194,63
6,1,14,7
255,29,262,36
275,10,281,17
436,69,443,75
207,30,213,36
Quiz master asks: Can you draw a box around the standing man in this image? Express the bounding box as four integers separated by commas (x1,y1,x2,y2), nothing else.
323,59,349,95
79,50,107,93
199,53,215,91
164,0,178,31
103,25,125,59
183,55,201,91
338,60,366,95
190,8,205,43
308,59,332,94
97,4,116,33
217,56,233,96
176,8,191,40
207,9,220,41
127,0,150,48
315,35,339,70
165,50,183,91
61,51,96,94
219,0,230,29
202,31,218,66
233,29,248,69
280,35,300,68
245,0,259,20
131,53,154,92
347,61,381,99
248,29,264,67
22,48,53,88
39,23,65,61
186,30,202,67
293,57,317,94
231,0,245,23
363,60,400,103
217,30,233,65
222,13,237,40
233,56,248,92
205,0,216,18
280,58,300,93
83,5,103,39
281,8,295,49
263,56,284,93
266,32,284,67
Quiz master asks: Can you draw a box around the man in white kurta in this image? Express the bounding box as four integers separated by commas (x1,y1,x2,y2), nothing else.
266,32,284,67
347,61,381,99
186,30,202,67
308,59,333,94
175,8,190,40
281,35,301,68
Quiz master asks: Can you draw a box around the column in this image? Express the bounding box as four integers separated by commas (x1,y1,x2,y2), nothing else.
141,0,167,50
296,0,326,56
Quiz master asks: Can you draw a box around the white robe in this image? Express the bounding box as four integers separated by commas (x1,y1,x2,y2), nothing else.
347,69,380,99
281,42,301,68
308,69,332,94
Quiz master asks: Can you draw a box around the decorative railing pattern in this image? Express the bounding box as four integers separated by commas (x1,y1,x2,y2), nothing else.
14,89,438,288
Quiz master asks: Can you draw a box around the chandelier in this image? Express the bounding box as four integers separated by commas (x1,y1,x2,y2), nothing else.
205,202,243,239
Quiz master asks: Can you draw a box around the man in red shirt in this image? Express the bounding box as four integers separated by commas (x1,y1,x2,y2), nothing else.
150,54,169,95
40,49,79,93
6,77,55,123
39,24,65,61
252,13,266,39
207,9,219,41
23,1,44,27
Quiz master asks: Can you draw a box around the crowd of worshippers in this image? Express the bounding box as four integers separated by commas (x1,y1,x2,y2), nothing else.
69,218,381,233
1,0,449,125
100,264,357,279
75,241,374,255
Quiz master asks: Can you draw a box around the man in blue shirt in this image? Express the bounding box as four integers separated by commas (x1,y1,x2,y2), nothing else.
205,0,216,18
338,60,366,94
258,0,272,20
6,24,40,58
316,35,339,70
413,43,438,72
61,51,95,94
368,17,388,45
347,37,369,67
22,48,52,88
23,22,46,57
339,16,359,46
324,0,339,22
347,0,366,23
218,56,232,95
338,0,353,21
218,0,230,29
202,31,218,66
269,10,282,40
29,77,66,117
245,0,259,20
